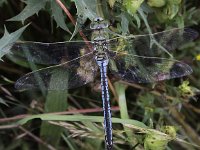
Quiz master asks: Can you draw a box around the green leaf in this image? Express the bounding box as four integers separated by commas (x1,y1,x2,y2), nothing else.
108,0,117,8
168,0,182,5
144,130,172,150
0,0,7,6
147,0,166,8
0,97,8,106
51,0,71,34
72,0,98,22
70,0,98,39
7,0,47,23
17,114,148,129
133,13,141,28
153,3,180,23
119,13,130,34
123,0,145,15
40,69,68,149
0,24,29,60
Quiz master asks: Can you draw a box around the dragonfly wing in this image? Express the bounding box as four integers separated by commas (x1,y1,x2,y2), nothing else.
15,52,98,90
152,28,198,51
8,41,93,64
108,52,192,83
108,28,198,57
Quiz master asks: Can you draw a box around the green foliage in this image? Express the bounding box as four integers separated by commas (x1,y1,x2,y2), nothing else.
70,0,98,39
40,69,68,149
0,25,29,60
0,0,200,150
144,130,172,150
147,0,166,7
0,97,8,106
72,0,97,20
0,0,7,6
7,0,47,23
123,0,144,15
51,0,71,33
144,126,176,150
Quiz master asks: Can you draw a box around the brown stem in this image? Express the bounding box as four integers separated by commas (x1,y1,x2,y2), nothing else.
55,0,90,46
0,107,119,123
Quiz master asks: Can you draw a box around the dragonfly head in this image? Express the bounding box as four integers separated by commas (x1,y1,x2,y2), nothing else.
94,17,103,22
90,17,108,30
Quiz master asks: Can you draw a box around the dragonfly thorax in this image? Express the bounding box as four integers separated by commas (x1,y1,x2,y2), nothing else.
93,36,108,50
94,38,109,64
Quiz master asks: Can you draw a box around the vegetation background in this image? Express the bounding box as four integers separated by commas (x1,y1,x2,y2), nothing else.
0,0,200,150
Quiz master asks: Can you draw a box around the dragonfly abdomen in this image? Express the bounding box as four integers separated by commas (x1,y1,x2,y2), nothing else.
98,60,113,149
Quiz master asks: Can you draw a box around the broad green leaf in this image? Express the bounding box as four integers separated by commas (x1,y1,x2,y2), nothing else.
40,69,68,149
7,0,47,23
0,24,29,60
51,0,71,34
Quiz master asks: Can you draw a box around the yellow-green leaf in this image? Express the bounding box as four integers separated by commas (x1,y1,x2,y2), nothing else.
123,0,144,15
154,3,180,22
169,0,182,5
108,0,117,8
144,131,172,150
147,0,166,7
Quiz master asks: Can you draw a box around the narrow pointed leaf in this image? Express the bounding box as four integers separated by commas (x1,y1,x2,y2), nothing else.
7,0,47,23
0,24,29,60
51,0,71,34
70,0,98,38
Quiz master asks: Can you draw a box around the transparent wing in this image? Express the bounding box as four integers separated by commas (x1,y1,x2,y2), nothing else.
108,52,192,83
15,52,98,90
108,28,198,57
8,41,93,64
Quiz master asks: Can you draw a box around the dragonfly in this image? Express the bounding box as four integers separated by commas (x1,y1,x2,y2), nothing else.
6,17,198,150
